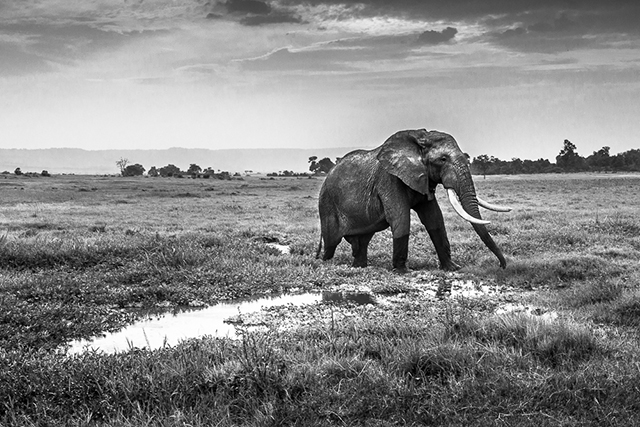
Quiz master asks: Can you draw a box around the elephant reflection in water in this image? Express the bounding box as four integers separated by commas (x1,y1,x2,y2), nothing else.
316,129,511,273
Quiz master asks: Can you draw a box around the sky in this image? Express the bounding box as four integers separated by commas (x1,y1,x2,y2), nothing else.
1,0,639,161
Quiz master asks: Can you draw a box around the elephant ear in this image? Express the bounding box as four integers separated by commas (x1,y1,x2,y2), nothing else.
377,129,432,196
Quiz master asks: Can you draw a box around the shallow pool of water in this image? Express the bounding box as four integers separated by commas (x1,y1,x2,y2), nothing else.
67,293,322,355
66,289,378,355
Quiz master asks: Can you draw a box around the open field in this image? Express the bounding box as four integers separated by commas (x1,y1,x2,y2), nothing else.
1,172,640,426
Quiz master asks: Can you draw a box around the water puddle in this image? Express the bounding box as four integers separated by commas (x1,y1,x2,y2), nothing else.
321,290,376,305
67,293,322,355
265,243,291,254
495,303,558,320
66,290,377,355
65,274,519,356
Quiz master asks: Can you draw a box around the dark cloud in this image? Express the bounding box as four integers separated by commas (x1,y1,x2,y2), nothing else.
417,27,457,44
283,1,638,22
0,22,167,75
278,0,640,36
490,12,595,52
226,0,271,15
206,0,302,26
500,27,526,38
528,14,577,32
241,12,303,26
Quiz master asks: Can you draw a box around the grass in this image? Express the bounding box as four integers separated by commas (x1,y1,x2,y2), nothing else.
1,172,640,425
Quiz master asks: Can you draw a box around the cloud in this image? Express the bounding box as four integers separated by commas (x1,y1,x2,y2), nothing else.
527,13,577,33
240,13,304,26
239,46,354,72
487,11,615,53
282,1,640,40
2,0,639,83
226,0,271,15
499,27,526,38
0,20,170,75
417,27,457,44
203,0,303,26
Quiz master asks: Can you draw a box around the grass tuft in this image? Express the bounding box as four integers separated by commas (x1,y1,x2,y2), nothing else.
561,279,624,308
592,289,640,327
401,342,476,384
446,311,600,367
496,255,623,288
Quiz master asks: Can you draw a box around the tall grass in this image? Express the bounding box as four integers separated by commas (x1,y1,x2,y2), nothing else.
2,310,638,426
1,174,640,425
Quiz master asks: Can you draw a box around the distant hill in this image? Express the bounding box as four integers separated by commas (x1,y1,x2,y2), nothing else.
0,147,364,175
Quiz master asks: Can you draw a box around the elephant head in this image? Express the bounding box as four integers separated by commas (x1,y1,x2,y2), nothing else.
377,129,510,268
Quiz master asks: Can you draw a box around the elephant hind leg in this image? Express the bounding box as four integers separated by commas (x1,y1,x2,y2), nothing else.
346,233,374,268
322,236,341,260
320,211,342,261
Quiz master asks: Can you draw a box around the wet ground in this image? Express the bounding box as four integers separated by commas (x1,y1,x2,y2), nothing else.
66,268,551,355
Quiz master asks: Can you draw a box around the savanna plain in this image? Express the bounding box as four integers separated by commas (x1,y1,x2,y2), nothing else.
1,172,640,426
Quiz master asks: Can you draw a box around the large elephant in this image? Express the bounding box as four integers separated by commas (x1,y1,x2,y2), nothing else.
316,129,510,272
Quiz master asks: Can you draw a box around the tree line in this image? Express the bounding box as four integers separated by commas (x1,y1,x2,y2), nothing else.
471,140,640,177
117,157,342,177
116,158,240,179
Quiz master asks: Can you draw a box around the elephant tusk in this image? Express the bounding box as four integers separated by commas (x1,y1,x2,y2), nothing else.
477,196,512,212
446,189,491,225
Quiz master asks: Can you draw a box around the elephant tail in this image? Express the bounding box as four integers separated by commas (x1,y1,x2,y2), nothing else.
315,233,323,259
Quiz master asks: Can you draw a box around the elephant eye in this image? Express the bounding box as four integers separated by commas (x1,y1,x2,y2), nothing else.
439,155,448,163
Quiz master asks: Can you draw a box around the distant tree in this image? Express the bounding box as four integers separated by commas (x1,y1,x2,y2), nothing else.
216,171,231,180
147,166,159,177
187,164,202,176
611,148,640,171
556,139,586,171
14,167,22,176
586,146,611,171
116,158,129,176
510,157,524,174
472,154,492,178
123,164,145,177
534,158,553,173
159,164,181,177
308,156,318,172
41,170,51,177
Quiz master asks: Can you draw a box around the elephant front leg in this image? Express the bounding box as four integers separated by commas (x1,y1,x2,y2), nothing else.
392,234,410,273
415,200,460,271
387,205,412,273
427,229,459,271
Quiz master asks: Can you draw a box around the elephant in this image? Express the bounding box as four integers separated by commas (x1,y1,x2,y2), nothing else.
316,129,511,272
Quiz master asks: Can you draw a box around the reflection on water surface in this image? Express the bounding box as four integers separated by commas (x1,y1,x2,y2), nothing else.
67,293,322,355
67,290,377,355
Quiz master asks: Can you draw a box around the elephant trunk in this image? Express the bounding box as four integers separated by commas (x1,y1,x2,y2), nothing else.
450,163,507,269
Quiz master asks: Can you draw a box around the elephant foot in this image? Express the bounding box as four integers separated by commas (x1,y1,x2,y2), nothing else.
392,266,412,275
440,260,461,271
352,260,367,268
